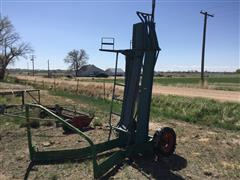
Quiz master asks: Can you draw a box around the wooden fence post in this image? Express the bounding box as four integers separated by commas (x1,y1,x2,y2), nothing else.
103,80,106,100
76,79,79,94
54,77,56,91
25,78,28,87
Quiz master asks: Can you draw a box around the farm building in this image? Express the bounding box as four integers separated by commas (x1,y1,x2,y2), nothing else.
105,68,125,76
77,65,108,77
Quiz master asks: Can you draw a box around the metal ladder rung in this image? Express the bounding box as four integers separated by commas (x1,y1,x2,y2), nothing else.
102,42,114,45
115,83,125,87
111,112,121,117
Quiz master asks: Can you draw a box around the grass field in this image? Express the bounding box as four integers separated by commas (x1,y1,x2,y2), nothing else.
1,82,240,179
5,75,240,104
71,74,240,91
1,77,240,127
3,76,240,131
75,75,239,84
51,90,240,131
6,73,240,91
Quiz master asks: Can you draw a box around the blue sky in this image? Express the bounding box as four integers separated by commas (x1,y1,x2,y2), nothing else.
2,0,239,72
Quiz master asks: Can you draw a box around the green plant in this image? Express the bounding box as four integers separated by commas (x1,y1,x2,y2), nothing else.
87,108,96,118
51,89,240,131
50,174,58,180
151,95,240,131
93,117,103,127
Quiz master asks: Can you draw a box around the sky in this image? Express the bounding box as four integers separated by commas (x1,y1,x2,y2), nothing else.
1,0,239,72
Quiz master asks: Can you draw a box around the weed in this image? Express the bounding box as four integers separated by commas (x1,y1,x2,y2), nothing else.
87,108,96,118
49,174,59,180
93,117,103,127
151,95,240,131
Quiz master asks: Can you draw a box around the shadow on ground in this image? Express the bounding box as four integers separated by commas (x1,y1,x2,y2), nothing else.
25,153,187,180
102,154,187,180
132,154,187,179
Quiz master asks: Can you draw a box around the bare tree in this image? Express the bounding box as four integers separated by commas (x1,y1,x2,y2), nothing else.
64,49,88,77
0,16,33,80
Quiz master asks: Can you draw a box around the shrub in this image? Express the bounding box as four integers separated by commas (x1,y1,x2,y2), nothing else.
93,117,102,127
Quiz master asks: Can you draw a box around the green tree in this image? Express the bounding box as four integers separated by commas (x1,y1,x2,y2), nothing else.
64,49,88,77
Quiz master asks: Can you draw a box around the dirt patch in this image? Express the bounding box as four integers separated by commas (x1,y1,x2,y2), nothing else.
1,119,239,179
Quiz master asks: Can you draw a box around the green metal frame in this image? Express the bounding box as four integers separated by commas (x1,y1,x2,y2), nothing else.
0,89,40,105
25,1,160,178
0,89,40,118
25,104,153,178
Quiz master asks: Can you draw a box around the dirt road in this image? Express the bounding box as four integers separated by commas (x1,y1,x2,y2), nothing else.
15,75,240,103
152,85,240,102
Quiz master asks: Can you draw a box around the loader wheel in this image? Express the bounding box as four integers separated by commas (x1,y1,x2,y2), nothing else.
153,127,176,157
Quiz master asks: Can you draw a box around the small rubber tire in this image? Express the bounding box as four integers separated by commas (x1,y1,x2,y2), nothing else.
153,127,176,157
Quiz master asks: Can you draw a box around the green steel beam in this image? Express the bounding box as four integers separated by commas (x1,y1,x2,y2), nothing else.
94,150,126,178
31,138,121,162
25,104,98,175
25,104,129,178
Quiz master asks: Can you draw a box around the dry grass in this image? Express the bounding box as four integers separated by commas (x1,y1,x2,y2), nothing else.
12,75,240,103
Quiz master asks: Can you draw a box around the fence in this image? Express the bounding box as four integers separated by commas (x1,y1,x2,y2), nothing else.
16,76,123,100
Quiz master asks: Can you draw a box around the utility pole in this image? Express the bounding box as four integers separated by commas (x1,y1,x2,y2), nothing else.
47,59,50,78
30,55,35,76
200,10,214,86
27,62,29,75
